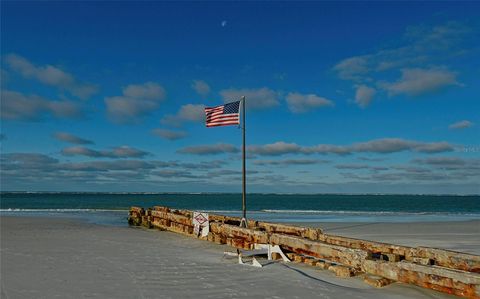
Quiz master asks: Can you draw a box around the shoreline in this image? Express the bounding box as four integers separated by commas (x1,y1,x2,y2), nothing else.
3,191,480,195
2,209,479,226
2,213,478,254
1,215,465,299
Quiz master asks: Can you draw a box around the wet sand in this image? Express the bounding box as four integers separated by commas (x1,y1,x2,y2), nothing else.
2,216,475,298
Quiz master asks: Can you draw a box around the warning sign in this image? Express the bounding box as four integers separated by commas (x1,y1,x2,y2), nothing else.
193,212,209,237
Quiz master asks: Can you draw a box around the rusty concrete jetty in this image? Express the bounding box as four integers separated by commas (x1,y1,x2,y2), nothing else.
128,206,480,298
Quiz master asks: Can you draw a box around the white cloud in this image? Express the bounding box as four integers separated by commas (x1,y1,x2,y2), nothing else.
104,82,165,124
413,157,467,167
248,142,301,156
335,164,370,170
285,92,334,113
54,132,93,144
334,22,470,82
191,80,211,96
247,138,454,156
177,143,239,155
333,56,369,81
354,85,376,108
351,138,454,154
404,21,470,52
254,159,328,166
161,104,205,126
123,82,165,99
332,22,470,106
302,144,351,155
61,145,149,158
449,120,473,130
152,128,187,140
5,54,98,99
381,67,459,96
1,90,83,121
219,87,279,110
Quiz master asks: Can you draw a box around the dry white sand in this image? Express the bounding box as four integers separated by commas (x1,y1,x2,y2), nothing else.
2,216,474,299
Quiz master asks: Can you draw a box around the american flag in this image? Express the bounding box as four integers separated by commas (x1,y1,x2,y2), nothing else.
205,101,240,127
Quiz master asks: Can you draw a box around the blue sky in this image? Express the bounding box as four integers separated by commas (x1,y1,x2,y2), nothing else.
1,1,479,194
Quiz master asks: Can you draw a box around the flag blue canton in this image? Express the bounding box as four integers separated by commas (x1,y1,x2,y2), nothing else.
223,101,240,114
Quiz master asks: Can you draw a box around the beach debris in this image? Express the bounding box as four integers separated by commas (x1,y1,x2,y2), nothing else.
253,243,291,262
128,205,480,299
224,244,290,267
238,254,263,268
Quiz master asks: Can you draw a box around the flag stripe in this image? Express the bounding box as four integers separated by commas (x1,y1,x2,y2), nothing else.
205,109,223,114
207,119,238,124
207,119,239,125
206,114,238,121
207,122,239,127
205,111,224,118
206,114,239,120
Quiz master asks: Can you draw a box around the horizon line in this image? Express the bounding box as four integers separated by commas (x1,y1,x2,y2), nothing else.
1,191,479,196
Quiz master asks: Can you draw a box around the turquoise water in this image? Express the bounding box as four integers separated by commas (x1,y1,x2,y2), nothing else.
1,192,479,226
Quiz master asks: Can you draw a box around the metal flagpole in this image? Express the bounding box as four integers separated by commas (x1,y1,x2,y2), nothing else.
240,96,247,228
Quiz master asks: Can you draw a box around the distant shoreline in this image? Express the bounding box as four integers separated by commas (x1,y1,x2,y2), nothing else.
2,191,479,196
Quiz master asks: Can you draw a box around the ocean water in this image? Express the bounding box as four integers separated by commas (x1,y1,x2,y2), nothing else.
1,192,479,226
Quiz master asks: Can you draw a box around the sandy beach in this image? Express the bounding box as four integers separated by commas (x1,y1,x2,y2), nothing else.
3,216,478,298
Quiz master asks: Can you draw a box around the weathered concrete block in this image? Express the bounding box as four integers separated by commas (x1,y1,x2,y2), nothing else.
384,253,401,262
270,233,369,269
286,253,298,261
214,233,226,244
151,210,192,227
130,206,145,215
153,206,170,212
127,216,142,226
329,265,356,277
210,223,268,244
228,238,253,250
407,247,480,273
141,216,152,228
209,213,257,228
271,252,282,260
304,257,318,266
363,275,394,288
162,222,193,236
315,260,331,270
205,232,225,244
257,222,323,239
411,257,434,265
318,234,411,258
151,219,167,230
362,260,480,298
294,255,305,263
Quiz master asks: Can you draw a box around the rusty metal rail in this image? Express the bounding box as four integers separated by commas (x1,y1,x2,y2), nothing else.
128,205,480,298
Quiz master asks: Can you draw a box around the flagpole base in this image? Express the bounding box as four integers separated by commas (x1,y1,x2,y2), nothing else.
240,217,248,228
